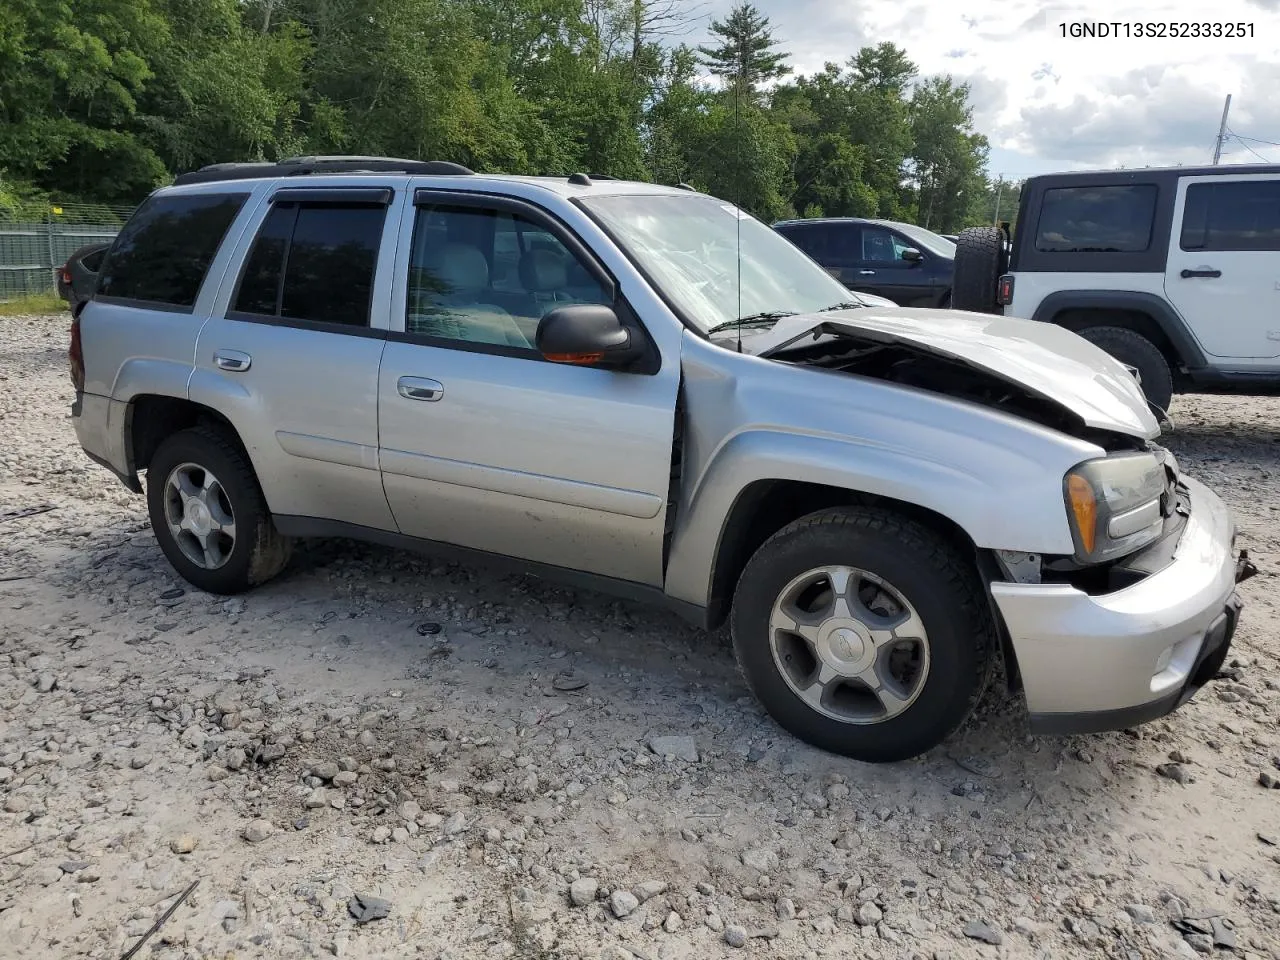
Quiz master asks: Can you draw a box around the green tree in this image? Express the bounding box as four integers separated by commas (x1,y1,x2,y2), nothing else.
696,2,791,98
908,75,989,232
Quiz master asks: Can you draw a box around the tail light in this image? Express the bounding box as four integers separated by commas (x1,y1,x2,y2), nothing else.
996,274,1014,306
69,306,85,392
60,268,72,284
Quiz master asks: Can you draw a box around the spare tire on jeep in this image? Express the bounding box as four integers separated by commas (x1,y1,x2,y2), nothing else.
951,227,1007,314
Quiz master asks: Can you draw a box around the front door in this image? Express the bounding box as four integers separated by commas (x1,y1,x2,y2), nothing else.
854,225,935,306
191,186,401,531
376,188,679,586
1164,174,1280,360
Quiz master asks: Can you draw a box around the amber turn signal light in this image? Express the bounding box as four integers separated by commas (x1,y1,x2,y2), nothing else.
1066,473,1097,554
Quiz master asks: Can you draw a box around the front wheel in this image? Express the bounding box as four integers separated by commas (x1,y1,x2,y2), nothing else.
146,426,292,594
730,507,995,763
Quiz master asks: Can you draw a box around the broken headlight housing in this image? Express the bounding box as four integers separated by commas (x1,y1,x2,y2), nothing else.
1063,452,1167,564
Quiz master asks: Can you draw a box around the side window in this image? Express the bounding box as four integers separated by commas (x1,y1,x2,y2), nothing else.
861,226,911,263
98,192,248,308
231,202,387,327
1034,185,1158,253
406,203,611,351
1181,180,1280,252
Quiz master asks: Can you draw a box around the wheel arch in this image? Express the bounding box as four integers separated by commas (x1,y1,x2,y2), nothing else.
126,394,253,483
1030,290,1207,373
699,479,1021,691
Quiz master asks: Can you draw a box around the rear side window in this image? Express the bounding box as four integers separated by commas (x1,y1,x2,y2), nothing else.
780,223,846,262
231,202,387,327
1034,185,1158,253
98,193,247,308
1180,179,1280,252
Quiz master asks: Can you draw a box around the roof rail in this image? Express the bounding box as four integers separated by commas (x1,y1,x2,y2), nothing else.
587,172,617,180
172,155,476,186
675,183,696,191
567,173,593,186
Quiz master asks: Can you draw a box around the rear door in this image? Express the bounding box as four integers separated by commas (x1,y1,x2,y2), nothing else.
375,186,678,586
190,183,403,531
1164,174,1280,359
779,222,861,288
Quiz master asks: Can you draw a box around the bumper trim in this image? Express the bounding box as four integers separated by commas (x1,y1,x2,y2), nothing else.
1029,590,1242,736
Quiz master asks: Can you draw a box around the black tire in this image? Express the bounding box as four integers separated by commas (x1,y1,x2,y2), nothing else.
1075,325,1174,412
951,227,1007,314
730,507,995,763
145,426,292,594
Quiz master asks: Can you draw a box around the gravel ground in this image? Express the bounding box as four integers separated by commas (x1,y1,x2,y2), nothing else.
1,311,1278,960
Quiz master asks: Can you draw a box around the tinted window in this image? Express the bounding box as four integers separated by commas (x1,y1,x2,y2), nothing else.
861,226,913,262
98,193,247,307
1035,185,1158,253
233,206,292,316
1181,179,1280,252
406,204,610,349
231,203,386,327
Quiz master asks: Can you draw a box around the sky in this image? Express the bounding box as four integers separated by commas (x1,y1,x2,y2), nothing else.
683,0,1280,180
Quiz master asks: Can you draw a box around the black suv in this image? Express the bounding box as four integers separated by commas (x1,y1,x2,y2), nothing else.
951,163,1280,411
773,217,955,307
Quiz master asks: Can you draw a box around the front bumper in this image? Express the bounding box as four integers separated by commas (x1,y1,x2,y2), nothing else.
991,476,1255,735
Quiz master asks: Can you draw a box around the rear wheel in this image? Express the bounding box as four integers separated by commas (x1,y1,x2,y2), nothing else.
1076,325,1174,412
730,507,995,763
146,426,292,594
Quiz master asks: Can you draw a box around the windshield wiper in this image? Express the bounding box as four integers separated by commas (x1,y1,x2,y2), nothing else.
707,311,797,335
818,300,865,312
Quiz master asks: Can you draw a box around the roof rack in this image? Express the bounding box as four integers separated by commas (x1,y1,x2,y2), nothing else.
172,155,476,186
675,183,696,191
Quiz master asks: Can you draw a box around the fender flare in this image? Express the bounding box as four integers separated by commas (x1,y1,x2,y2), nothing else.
1029,290,1208,370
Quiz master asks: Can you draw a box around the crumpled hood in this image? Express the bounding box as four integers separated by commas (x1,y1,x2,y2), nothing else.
748,307,1162,439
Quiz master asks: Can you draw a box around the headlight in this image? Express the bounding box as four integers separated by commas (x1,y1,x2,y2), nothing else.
1064,452,1166,563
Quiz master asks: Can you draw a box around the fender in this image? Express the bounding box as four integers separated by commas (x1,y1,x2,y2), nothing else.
663,425,1092,612
1030,290,1208,370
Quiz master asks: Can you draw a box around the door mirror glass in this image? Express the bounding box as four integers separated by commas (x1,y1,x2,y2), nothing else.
900,247,923,263
536,303,641,368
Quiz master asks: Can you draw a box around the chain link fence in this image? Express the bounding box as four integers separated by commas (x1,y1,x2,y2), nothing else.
0,201,135,300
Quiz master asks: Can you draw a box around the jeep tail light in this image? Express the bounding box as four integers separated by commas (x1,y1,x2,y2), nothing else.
996,275,1014,306
69,310,85,392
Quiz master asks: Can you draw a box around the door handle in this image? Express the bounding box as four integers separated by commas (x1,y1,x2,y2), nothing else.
1180,268,1221,279
858,269,876,276
397,377,444,402
213,350,251,372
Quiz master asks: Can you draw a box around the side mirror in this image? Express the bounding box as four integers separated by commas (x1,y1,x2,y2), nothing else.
900,247,923,263
536,303,641,368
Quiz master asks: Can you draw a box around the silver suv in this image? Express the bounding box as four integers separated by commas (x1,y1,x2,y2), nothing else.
69,156,1256,763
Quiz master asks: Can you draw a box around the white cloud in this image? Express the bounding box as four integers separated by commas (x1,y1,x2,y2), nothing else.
689,0,1280,176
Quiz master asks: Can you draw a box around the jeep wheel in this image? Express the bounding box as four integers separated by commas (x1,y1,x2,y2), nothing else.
1076,325,1174,412
146,426,292,594
951,227,1006,314
730,507,995,763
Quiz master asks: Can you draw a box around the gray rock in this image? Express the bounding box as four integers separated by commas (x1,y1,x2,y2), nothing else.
723,924,748,948
442,812,467,835
648,736,698,762
35,674,55,693
610,890,639,918
224,748,247,771
1184,933,1214,954
855,903,883,926
304,788,328,809
334,771,358,787
397,800,421,820
348,893,391,924
633,880,667,903
242,820,275,843
311,761,340,781
963,920,1004,945
169,834,198,855
662,911,683,933
1124,903,1156,924
741,848,777,872
570,878,599,907
775,897,796,920
1158,763,1194,784
30,865,63,886
1259,770,1280,789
